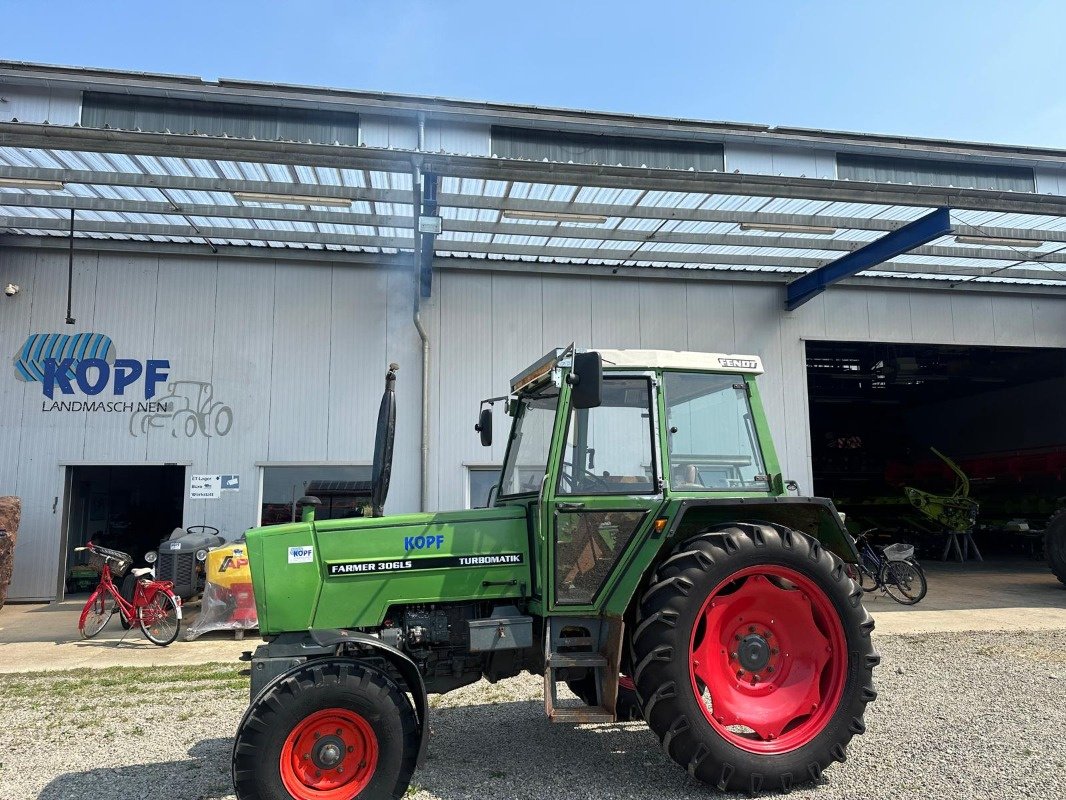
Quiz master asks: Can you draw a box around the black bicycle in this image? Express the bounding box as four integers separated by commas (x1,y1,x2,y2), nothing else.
850,529,928,605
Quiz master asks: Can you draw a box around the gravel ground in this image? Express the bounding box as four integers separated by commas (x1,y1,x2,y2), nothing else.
2,630,1064,800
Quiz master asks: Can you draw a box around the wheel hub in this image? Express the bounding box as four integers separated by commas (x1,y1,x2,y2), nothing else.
737,633,771,673
312,735,345,769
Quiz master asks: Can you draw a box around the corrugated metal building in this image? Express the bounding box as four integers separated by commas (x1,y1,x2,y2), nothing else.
1,62,1064,600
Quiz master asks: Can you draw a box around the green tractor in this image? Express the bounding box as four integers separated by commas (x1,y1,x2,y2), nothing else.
232,348,878,799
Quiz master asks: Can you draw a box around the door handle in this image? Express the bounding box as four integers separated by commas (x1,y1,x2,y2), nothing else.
556,502,586,511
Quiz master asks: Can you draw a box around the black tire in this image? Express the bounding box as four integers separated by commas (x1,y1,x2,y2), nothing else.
631,522,878,794
139,590,181,646
879,559,927,605
1045,509,1066,587
233,658,419,800
565,673,643,721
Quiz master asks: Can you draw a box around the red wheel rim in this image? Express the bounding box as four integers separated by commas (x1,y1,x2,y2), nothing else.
688,564,847,754
279,708,379,799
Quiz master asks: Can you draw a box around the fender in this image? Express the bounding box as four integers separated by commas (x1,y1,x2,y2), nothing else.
246,629,430,766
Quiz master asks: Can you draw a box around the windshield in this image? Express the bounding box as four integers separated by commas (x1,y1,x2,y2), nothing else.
664,372,769,491
498,388,560,496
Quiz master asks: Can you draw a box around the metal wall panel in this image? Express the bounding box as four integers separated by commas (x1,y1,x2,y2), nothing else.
726,144,835,178
0,245,422,599
7,243,1066,599
267,262,333,460
359,114,417,150
433,271,493,506
200,256,276,530
0,84,81,125
428,122,491,156
82,92,359,145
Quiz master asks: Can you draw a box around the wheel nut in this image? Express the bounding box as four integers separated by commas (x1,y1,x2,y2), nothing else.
771,648,779,656
315,771,322,779
347,746,354,753
336,728,343,736
767,666,774,673
730,652,738,661
736,670,744,678
748,625,756,633
337,767,344,774
314,732,321,740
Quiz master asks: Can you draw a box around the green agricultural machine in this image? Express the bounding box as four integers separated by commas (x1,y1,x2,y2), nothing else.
232,348,878,799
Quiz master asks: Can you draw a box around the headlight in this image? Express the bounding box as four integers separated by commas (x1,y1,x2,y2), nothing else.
144,551,157,564
195,549,208,562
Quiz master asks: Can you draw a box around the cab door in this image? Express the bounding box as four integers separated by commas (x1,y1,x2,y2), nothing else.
544,373,664,612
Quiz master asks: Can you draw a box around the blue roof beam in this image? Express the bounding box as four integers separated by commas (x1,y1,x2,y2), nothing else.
785,207,953,311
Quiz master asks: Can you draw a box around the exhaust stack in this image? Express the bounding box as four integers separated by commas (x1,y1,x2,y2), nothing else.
370,363,399,517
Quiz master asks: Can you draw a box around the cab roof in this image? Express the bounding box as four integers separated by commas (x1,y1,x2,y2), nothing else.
510,348,764,393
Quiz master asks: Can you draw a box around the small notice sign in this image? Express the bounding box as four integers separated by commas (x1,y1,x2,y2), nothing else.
190,475,222,499
221,474,240,491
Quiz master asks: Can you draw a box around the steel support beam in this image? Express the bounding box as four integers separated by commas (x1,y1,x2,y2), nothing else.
6,122,1066,216
5,214,1062,281
785,207,954,310
0,164,411,204
0,215,412,248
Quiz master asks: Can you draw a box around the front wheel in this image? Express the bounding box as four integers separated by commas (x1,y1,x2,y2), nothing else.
232,659,419,800
139,590,181,646
78,588,114,638
880,559,927,605
631,522,879,794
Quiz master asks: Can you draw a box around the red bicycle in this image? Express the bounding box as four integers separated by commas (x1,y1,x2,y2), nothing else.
75,542,183,646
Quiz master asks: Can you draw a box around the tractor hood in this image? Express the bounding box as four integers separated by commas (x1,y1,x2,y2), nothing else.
244,506,530,635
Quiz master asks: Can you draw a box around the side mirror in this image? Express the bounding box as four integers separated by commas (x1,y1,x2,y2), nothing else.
569,351,602,409
475,407,492,447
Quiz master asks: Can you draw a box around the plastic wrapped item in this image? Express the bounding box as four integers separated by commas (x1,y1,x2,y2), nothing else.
185,540,258,640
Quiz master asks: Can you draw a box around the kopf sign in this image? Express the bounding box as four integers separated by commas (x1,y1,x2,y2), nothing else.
42,357,170,400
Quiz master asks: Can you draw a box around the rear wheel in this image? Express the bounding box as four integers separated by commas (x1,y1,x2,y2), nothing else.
1045,509,1066,586
632,522,878,794
233,659,419,800
78,588,114,638
880,559,927,605
139,590,181,646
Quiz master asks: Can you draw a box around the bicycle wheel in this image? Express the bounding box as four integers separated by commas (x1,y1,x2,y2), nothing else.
139,591,181,646
79,588,114,638
858,553,880,592
880,559,927,605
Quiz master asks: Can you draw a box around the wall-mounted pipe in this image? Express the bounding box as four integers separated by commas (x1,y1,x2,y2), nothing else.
413,112,430,512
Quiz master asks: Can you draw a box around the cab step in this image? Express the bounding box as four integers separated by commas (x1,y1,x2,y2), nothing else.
548,706,615,724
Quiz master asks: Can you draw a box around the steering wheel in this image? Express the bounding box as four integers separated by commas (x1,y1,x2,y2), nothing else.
187,525,220,536
559,460,611,493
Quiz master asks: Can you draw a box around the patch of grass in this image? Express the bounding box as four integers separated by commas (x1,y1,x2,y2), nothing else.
0,663,247,703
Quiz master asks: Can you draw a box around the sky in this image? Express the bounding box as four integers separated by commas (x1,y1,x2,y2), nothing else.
3,0,1065,148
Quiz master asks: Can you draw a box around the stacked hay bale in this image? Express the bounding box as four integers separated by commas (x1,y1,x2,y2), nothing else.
0,496,20,610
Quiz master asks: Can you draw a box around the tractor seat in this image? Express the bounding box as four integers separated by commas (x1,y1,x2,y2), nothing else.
130,567,154,578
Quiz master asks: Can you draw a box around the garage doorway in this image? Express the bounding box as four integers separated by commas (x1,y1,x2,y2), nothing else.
806,342,1066,558
61,465,185,597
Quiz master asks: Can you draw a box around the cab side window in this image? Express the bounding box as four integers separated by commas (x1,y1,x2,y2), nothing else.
557,377,656,495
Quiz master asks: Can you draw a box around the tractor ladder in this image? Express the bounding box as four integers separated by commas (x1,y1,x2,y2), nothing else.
544,616,624,724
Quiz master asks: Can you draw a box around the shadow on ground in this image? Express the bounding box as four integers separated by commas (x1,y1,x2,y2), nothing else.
38,739,235,800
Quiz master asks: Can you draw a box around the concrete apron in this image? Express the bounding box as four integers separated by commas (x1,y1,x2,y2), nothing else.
0,560,1063,673
0,598,249,673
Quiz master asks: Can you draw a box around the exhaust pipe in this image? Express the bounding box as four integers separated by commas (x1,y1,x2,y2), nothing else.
370,363,399,517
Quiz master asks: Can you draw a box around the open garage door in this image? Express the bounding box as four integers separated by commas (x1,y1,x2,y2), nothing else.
806,342,1066,559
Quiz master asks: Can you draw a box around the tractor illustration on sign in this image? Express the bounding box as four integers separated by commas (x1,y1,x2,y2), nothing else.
232,350,878,798
130,380,233,438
